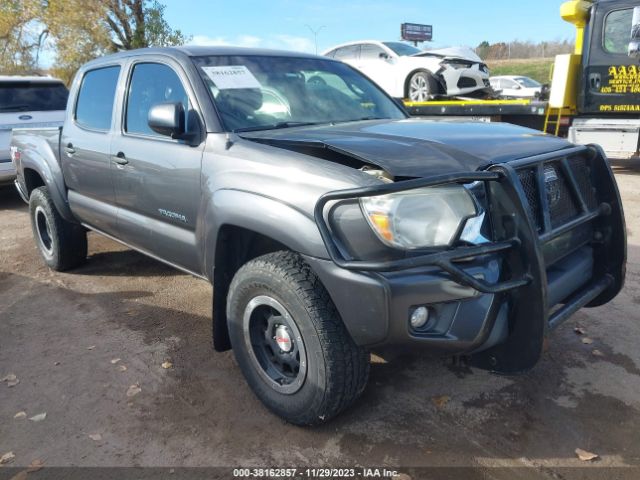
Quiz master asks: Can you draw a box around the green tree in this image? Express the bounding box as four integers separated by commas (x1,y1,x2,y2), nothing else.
0,0,190,82
0,0,47,73
476,40,490,60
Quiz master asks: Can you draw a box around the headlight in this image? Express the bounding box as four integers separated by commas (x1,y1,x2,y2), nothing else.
359,185,478,249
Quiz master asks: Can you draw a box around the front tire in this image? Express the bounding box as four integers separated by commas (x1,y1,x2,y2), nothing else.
406,70,439,101
226,251,370,425
29,186,87,271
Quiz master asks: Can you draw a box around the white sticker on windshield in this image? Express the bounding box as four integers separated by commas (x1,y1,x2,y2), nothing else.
201,65,262,90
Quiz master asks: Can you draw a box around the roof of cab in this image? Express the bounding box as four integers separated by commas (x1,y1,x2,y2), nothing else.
82,46,327,68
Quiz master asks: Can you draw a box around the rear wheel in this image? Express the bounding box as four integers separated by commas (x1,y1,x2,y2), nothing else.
406,70,439,101
29,186,87,271
226,251,370,425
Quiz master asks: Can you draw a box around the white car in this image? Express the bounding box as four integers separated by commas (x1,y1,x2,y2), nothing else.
323,41,491,101
489,75,543,98
0,76,68,186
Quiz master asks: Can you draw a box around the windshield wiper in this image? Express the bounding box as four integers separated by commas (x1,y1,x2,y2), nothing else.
234,121,321,133
333,116,388,124
0,104,31,112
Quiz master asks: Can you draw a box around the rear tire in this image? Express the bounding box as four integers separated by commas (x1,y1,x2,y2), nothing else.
406,70,439,101
226,251,370,425
29,186,87,271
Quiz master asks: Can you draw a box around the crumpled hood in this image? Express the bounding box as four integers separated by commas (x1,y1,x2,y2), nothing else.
239,119,575,178
413,46,483,63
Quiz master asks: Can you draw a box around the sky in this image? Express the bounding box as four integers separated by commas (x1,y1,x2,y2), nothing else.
163,0,577,54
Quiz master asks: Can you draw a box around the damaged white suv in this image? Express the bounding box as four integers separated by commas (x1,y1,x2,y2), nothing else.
323,41,490,101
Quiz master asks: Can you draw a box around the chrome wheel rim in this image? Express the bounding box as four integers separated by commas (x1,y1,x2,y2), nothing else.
34,206,54,258
243,295,307,394
409,74,430,101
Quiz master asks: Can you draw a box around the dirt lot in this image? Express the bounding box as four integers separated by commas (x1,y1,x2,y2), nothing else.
1,163,640,479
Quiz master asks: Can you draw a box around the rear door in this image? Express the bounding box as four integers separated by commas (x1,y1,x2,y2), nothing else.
581,1,640,114
61,65,121,234
110,58,205,274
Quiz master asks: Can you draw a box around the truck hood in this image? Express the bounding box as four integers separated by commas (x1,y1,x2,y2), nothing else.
239,119,575,178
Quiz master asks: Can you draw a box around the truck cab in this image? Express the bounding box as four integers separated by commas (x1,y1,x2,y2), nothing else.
565,0,640,159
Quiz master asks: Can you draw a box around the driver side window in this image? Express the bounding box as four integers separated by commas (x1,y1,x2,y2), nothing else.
360,44,386,60
125,62,190,137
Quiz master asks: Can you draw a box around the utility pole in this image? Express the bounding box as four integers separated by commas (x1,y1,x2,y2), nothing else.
305,24,326,55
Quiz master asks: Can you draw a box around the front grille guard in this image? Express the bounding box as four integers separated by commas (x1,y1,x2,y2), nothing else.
314,145,613,297
313,170,532,295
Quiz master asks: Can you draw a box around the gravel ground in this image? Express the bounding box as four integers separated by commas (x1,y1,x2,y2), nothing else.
1,161,639,479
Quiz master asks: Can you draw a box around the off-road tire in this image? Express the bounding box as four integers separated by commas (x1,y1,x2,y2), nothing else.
226,251,370,425
29,186,87,271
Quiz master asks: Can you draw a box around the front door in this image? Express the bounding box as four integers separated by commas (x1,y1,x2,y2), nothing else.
111,60,205,274
356,43,397,94
581,1,640,114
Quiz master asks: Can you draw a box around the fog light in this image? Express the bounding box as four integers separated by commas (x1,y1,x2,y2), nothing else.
410,307,429,329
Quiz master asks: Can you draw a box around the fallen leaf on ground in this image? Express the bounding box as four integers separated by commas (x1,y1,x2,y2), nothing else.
582,337,594,345
110,358,121,364
592,349,605,357
0,451,15,464
431,395,450,408
2,373,19,386
161,361,173,369
575,448,599,461
574,326,586,335
126,384,141,397
86,346,95,350
29,412,46,422
117,365,127,372
89,433,102,441
27,459,44,472
9,470,28,480
14,411,26,419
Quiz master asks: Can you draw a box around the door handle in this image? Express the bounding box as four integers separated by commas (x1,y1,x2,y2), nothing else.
113,151,129,166
64,143,75,155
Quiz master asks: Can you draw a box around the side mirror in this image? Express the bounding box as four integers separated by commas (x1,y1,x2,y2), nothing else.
379,52,390,60
513,84,522,90
148,102,194,141
630,7,640,59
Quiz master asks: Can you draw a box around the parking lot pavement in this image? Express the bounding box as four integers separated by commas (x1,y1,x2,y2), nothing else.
1,165,640,478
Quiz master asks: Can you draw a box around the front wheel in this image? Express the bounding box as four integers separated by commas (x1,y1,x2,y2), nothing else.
29,186,87,271
226,251,370,425
406,70,439,101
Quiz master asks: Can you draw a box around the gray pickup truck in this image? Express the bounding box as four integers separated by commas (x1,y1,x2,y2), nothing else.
10,47,626,425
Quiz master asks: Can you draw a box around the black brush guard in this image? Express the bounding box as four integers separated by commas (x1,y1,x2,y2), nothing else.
314,145,626,373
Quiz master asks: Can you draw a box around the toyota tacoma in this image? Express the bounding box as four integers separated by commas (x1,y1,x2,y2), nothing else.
10,47,626,425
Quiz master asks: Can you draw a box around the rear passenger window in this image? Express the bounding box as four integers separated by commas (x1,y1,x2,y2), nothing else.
75,66,120,130
125,63,189,137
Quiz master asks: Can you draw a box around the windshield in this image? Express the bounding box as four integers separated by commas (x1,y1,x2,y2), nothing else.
382,42,422,57
0,82,68,112
515,77,541,88
193,55,406,132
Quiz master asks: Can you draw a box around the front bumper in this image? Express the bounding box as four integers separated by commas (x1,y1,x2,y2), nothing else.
312,145,626,373
0,159,16,185
441,65,490,96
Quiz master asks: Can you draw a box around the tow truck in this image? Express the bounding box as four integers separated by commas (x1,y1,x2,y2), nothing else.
405,0,640,161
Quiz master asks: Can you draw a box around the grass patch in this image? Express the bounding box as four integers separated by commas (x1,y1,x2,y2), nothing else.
486,58,555,84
